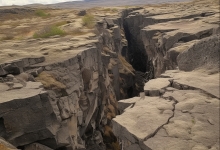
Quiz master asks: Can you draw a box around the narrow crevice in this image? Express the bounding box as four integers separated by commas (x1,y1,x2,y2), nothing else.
123,16,148,73
0,118,6,138
170,80,218,99
121,14,155,98
144,97,178,141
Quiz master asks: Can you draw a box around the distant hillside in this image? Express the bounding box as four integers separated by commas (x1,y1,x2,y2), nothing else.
48,0,191,9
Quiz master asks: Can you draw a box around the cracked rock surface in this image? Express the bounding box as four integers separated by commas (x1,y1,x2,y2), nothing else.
0,0,219,149
113,70,219,150
112,0,219,149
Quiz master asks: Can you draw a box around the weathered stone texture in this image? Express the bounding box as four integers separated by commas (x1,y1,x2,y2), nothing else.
177,35,219,72
0,0,219,149
113,70,219,150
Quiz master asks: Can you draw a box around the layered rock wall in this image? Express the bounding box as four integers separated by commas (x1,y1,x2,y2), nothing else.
0,9,145,149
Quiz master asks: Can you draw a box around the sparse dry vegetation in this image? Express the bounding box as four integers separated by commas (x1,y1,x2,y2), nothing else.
0,6,100,41
125,6,130,9
36,72,66,90
33,25,66,38
118,55,135,75
70,28,88,36
82,14,95,28
102,8,118,13
54,21,68,27
0,144,10,150
112,8,118,12
0,35,14,41
103,8,111,11
112,141,120,150
35,9,51,18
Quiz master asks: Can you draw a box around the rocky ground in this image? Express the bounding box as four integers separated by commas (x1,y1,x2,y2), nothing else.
112,0,219,149
0,0,219,149
114,69,219,150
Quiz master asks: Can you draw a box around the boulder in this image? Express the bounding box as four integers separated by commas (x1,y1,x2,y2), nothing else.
3,64,20,75
144,78,171,96
177,35,219,72
78,10,86,16
0,82,59,147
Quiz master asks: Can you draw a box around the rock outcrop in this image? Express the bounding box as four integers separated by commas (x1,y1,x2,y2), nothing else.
177,35,219,72
112,0,219,149
0,4,143,150
0,0,219,149
113,70,219,150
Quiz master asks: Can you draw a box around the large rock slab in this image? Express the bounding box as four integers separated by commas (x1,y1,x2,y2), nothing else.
145,90,219,150
144,78,170,96
113,96,175,149
0,82,58,147
162,70,219,98
113,70,219,150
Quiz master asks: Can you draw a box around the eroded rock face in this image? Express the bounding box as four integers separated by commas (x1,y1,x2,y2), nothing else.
0,45,120,150
111,0,219,149
0,82,57,147
0,7,142,150
119,0,219,78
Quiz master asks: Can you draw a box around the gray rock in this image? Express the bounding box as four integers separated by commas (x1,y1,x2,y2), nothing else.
0,1,219,149
144,78,170,96
177,35,219,72
105,18,115,28
114,69,219,150
28,57,45,65
0,85,59,147
113,96,174,149
0,64,7,76
26,67,43,77
3,64,20,75
78,10,86,16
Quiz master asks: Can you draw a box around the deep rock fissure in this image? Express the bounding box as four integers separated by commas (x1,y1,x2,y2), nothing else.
123,22,147,73
1,1,219,149
122,14,153,76
119,11,155,99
